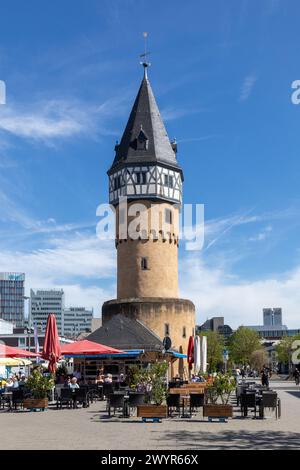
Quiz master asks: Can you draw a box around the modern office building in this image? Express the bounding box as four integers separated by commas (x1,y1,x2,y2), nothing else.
30,289,64,335
263,308,282,326
247,308,300,339
196,316,233,339
62,307,93,338
0,272,25,327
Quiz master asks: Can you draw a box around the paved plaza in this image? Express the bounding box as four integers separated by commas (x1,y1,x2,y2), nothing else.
1,381,300,450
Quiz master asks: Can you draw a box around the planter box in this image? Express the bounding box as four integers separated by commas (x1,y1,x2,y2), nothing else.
137,405,167,419
203,404,233,418
23,398,48,410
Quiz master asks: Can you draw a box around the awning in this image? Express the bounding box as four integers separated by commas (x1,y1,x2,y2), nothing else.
0,344,39,358
61,339,124,356
171,351,187,359
63,349,144,359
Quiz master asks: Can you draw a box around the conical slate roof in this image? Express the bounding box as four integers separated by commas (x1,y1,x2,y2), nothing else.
109,68,179,172
86,314,164,351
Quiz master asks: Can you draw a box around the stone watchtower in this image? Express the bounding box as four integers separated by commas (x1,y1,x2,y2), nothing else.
102,63,195,358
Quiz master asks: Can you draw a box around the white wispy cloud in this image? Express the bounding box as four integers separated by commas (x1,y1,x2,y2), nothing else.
180,256,300,329
161,106,208,121
0,94,127,144
239,74,257,102
0,233,116,315
248,225,273,242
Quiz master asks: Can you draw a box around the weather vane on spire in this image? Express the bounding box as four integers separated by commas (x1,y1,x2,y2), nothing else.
139,32,151,77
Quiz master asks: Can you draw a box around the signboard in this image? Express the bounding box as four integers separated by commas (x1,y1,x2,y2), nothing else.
223,349,229,361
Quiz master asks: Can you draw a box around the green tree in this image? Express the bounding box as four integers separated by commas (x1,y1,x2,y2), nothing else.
229,326,261,365
199,331,224,372
250,349,268,371
276,334,300,371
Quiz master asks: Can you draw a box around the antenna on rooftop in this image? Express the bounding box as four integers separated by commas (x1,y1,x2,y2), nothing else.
139,32,151,77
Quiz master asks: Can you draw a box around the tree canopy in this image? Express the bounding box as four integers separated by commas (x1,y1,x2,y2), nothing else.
229,326,261,365
276,334,300,365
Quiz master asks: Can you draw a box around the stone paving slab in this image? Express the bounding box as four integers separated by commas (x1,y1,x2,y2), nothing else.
1,381,300,450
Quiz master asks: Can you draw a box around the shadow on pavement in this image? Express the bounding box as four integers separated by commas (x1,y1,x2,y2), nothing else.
152,429,300,450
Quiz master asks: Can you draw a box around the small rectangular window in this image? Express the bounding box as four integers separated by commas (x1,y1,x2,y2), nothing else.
141,257,148,270
114,175,121,190
165,323,170,336
164,174,173,188
165,208,172,224
136,172,147,184
182,326,186,338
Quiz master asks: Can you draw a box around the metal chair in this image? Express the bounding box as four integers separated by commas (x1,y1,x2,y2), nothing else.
103,382,114,398
259,392,280,419
75,387,88,408
167,393,181,416
189,393,204,415
107,393,125,417
127,392,145,416
57,388,73,409
240,392,257,418
12,389,24,410
87,384,103,403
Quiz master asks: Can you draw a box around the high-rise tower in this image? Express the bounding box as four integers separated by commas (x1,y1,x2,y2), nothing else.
102,63,195,359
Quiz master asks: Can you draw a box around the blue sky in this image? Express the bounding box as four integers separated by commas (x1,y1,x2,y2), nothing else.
0,0,300,327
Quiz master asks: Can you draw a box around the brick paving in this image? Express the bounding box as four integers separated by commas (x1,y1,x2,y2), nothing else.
1,381,300,450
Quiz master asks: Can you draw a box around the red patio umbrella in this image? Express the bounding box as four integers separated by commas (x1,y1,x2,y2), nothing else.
0,344,39,358
187,335,194,371
42,314,61,373
61,339,123,356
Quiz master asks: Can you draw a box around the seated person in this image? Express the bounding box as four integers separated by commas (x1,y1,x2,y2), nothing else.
95,373,104,384
5,377,14,389
68,377,80,390
104,373,113,384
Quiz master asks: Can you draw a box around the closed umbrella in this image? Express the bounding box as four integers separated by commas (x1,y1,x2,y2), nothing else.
194,335,201,374
42,314,61,373
201,335,207,374
187,336,194,372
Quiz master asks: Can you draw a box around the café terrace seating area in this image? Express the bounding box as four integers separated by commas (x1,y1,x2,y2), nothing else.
0,377,281,422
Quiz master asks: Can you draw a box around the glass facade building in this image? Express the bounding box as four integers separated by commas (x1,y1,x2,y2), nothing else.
0,272,25,327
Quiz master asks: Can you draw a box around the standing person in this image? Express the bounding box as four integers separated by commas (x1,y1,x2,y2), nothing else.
241,368,245,379
261,367,270,388
294,368,300,386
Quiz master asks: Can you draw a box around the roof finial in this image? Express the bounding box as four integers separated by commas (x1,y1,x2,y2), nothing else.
139,32,151,78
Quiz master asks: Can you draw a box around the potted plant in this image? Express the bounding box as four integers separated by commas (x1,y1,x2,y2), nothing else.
131,362,168,421
23,367,54,411
203,373,235,421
